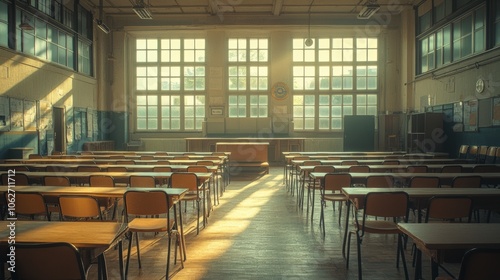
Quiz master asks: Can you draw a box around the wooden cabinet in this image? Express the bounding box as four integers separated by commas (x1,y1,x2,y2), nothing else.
378,114,405,151
407,112,443,153
186,138,304,163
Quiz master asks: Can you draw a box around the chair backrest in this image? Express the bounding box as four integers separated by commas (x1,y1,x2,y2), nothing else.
383,160,400,165
123,190,171,218
1,173,29,185
45,166,67,172
457,248,500,280
362,191,409,220
169,172,199,192
323,173,352,192
408,176,440,188
43,176,71,186
441,165,463,173
197,160,215,166
116,160,135,165
140,155,155,160
406,165,428,173
174,156,190,160
348,165,370,173
28,154,43,159
156,160,171,165
15,242,87,280
484,146,497,164
495,148,500,164
366,175,394,188
59,196,102,220
451,176,482,188
312,165,335,173
466,145,479,161
11,192,49,219
458,145,469,159
107,166,128,172
129,175,156,188
341,160,359,166
89,175,115,187
472,165,500,173
77,165,101,172
477,146,489,163
303,160,321,166
153,166,172,172
425,196,472,222
187,165,209,173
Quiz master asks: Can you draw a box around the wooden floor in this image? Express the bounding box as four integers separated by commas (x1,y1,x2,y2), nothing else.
87,166,498,280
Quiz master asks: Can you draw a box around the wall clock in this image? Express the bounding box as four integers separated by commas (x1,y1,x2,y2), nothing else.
271,82,289,100
476,78,485,94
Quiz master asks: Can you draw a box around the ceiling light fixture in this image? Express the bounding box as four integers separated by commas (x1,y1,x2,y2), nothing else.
358,1,380,19
304,1,314,47
19,15,34,31
95,0,110,34
133,0,153,19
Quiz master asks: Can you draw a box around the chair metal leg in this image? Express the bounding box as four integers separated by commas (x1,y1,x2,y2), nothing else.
356,231,363,280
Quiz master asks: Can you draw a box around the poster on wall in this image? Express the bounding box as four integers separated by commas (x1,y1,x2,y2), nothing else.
493,97,500,126
87,108,93,138
10,98,24,131
24,100,37,131
463,99,478,132
0,96,9,131
453,102,463,123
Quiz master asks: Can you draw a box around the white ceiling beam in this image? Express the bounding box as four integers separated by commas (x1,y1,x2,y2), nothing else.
272,0,284,16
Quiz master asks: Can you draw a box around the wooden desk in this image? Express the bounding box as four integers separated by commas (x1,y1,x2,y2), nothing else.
337,187,500,263
0,221,127,279
216,142,270,174
398,223,500,279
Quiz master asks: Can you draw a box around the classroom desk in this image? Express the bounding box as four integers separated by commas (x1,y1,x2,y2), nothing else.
340,187,500,264
298,164,500,174
0,221,128,280
398,223,500,280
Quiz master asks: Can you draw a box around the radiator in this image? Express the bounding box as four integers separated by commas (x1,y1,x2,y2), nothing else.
304,138,343,152
140,138,186,152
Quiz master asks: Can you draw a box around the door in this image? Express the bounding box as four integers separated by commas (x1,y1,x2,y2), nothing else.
53,107,65,153
343,115,375,151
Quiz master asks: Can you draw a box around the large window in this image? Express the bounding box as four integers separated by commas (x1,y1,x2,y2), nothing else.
134,38,206,131
0,1,8,47
292,37,378,131
417,3,489,75
227,38,269,118
496,1,500,46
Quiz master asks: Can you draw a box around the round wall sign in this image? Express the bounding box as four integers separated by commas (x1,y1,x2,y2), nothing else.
475,78,485,94
271,82,289,100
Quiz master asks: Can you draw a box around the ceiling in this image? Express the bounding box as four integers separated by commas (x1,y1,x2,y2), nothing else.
83,0,418,24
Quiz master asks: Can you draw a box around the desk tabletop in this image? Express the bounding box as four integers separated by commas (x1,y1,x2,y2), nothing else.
0,186,188,198
342,187,500,199
398,223,500,250
16,171,214,180
0,221,127,248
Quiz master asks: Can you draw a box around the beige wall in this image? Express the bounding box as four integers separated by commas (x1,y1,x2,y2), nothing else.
0,48,97,110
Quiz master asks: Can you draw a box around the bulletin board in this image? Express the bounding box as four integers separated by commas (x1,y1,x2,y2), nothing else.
493,97,500,126
463,99,478,132
478,98,492,128
9,98,23,131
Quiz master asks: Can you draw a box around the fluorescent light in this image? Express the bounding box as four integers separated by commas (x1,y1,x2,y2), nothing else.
19,16,34,31
133,6,153,19
357,4,380,19
96,19,110,34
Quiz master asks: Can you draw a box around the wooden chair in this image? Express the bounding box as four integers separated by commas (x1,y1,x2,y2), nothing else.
1,172,30,185
13,242,87,280
346,192,409,280
140,155,155,160
305,165,335,219
477,145,489,163
348,165,370,173
123,190,183,278
366,175,394,188
76,165,101,185
89,175,118,219
484,146,497,164
495,148,500,164
383,160,400,165
10,192,50,220
425,196,473,223
129,175,157,188
43,176,71,215
320,173,351,235
441,165,463,173
455,248,500,280
287,156,308,194
170,172,204,234
58,195,103,221
408,176,440,222
341,160,359,166
458,145,469,159
406,165,428,173
472,164,500,173
187,165,213,213
466,145,479,162
451,176,482,188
